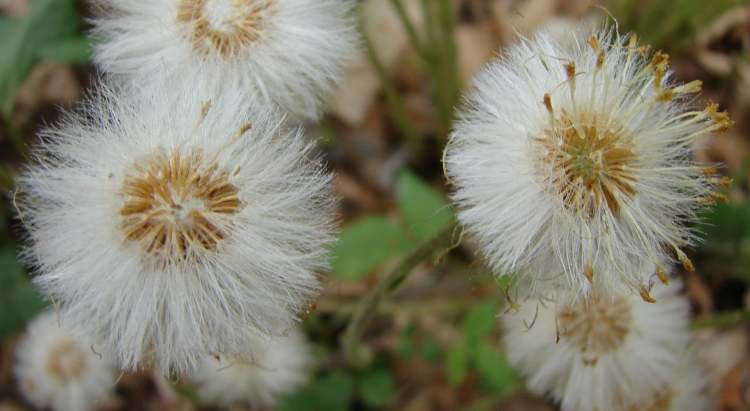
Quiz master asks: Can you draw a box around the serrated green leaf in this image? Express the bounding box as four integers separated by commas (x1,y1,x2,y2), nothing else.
0,0,81,114
38,37,91,64
0,247,45,338
464,300,497,345
474,342,518,395
358,368,396,407
396,171,454,240
279,372,354,411
446,341,469,386
331,216,412,280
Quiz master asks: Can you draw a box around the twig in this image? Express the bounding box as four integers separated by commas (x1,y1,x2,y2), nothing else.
340,220,459,367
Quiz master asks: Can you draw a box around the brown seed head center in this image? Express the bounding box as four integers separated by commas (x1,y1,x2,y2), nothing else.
119,149,242,265
46,340,86,382
558,296,633,365
535,113,638,216
177,0,273,57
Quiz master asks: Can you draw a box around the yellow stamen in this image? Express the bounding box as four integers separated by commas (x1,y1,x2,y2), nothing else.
588,36,604,68
639,286,656,303
674,247,695,273
656,265,669,285
584,263,594,283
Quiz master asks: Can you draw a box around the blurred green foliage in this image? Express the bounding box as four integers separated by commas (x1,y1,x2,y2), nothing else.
37,37,92,65
331,216,414,280
0,247,45,339
700,201,750,281
280,372,355,411
613,0,745,52
397,171,455,241
398,298,519,396
280,366,397,411
451,300,519,395
358,367,397,407
331,171,455,280
0,0,89,116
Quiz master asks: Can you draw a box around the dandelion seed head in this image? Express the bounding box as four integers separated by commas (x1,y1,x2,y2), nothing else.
45,340,87,382
119,148,243,267
445,24,731,300
191,328,312,408
18,83,335,375
176,0,273,58
558,295,633,363
501,278,690,411
15,312,116,411
625,355,712,411
534,112,638,217
92,0,358,120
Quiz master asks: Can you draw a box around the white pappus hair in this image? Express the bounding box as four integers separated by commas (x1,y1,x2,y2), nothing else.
14,311,117,411
625,353,713,411
17,81,336,376
191,327,313,408
444,24,732,301
501,278,690,411
90,0,358,120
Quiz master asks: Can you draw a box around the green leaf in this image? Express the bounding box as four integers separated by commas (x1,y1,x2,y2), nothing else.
37,37,91,64
358,368,396,407
464,300,497,345
279,372,354,411
0,247,45,338
420,338,441,363
0,0,81,114
446,340,469,386
398,324,417,359
396,171,454,240
331,216,412,280
0,18,16,37
474,342,518,395
702,203,750,243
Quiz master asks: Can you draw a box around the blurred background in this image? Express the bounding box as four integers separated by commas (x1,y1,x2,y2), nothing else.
1,0,749,410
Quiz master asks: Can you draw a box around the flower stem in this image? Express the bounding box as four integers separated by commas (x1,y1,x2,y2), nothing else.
340,221,458,367
358,8,421,153
389,0,428,61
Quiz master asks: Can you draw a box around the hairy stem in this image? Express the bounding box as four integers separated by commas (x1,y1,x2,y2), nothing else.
341,221,458,367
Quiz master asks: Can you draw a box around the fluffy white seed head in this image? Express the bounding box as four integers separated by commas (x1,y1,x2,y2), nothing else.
18,82,335,376
91,0,357,120
445,24,731,300
191,327,312,408
14,311,117,411
625,355,713,411
501,278,690,411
